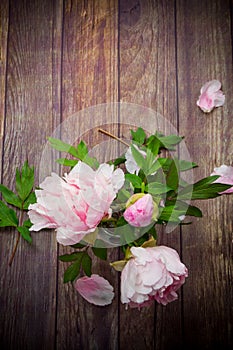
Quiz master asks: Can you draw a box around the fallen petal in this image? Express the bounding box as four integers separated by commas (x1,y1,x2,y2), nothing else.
75,274,114,306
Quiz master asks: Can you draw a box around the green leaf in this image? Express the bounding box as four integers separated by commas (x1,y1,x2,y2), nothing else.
157,158,172,172
190,184,231,199
147,226,157,240
92,247,107,260
193,175,219,188
145,182,172,195
113,156,126,166
76,141,99,168
178,175,232,200
131,145,159,176
48,137,79,157
23,219,33,228
116,216,127,227
146,133,183,154
49,138,98,168
82,155,99,169
56,158,78,167
185,205,202,217
146,135,161,156
168,200,203,218
0,200,18,227
23,192,36,210
76,140,88,160
125,174,142,188
147,160,162,175
179,160,198,171
116,188,131,203
0,184,22,208
156,158,196,174
131,127,146,145
158,205,185,223
158,134,183,148
145,148,158,175
70,242,86,249
81,253,92,277
63,254,84,283
120,225,137,245
166,159,179,190
15,161,34,201
131,144,146,169
17,226,32,244
59,252,83,262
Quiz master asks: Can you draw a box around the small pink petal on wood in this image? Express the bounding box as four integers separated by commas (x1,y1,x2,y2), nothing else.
75,274,114,306
197,79,225,113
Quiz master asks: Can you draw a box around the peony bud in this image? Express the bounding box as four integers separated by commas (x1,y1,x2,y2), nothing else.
123,193,158,227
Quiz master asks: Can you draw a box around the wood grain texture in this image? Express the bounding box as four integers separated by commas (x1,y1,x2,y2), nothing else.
56,1,119,349
0,0,63,349
119,1,182,349
176,0,233,348
0,0,9,179
0,0,232,349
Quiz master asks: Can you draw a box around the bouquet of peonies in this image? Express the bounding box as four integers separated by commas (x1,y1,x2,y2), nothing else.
1,81,232,308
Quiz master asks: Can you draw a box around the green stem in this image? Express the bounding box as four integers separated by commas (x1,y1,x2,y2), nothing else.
141,182,145,193
8,204,24,266
98,128,130,147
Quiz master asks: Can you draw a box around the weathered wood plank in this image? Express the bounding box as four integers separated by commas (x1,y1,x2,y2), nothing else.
0,0,63,349
0,0,8,179
119,1,182,349
56,1,119,349
176,0,233,348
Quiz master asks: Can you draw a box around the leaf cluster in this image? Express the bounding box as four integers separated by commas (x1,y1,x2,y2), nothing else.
59,244,107,283
48,137,99,169
0,161,35,243
121,128,232,226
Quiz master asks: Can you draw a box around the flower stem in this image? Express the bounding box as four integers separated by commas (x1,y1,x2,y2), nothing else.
8,231,20,266
98,128,130,147
141,182,145,193
8,206,24,266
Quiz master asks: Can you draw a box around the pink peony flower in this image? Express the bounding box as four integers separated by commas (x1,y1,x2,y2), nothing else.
211,164,233,194
75,274,114,306
28,162,124,245
125,145,146,174
121,246,188,308
123,193,158,227
197,79,225,113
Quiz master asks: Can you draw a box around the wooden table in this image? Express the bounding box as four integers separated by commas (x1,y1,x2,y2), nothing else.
0,0,232,349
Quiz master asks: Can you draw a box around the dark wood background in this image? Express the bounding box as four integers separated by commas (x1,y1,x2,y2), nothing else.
0,0,232,349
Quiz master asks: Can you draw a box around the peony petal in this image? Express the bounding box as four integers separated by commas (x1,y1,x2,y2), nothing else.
66,161,95,188
56,227,90,246
121,260,138,303
211,164,233,194
213,91,225,107
75,274,114,306
202,79,221,94
149,246,188,275
139,260,165,287
28,205,57,231
111,168,125,192
130,246,152,265
211,164,233,179
197,80,225,113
